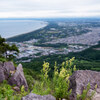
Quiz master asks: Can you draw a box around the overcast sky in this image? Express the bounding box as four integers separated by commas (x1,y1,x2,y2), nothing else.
0,0,100,18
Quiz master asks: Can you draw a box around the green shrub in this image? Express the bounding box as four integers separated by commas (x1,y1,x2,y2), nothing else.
24,68,41,80
0,80,14,100
0,80,28,100
0,57,7,62
0,58,96,100
77,83,96,100
32,57,76,100
25,75,34,91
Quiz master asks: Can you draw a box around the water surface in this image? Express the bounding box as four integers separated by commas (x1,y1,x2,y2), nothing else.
0,20,47,38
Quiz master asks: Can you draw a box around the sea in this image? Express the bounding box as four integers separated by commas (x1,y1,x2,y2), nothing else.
0,20,47,38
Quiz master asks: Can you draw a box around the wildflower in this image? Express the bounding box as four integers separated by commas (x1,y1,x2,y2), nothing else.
59,67,67,78
54,62,58,76
73,65,76,72
42,62,50,78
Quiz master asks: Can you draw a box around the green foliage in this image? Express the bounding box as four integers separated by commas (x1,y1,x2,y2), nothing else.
0,80,14,100
25,75,34,91
0,57,7,62
52,62,72,99
13,85,28,100
21,42,100,76
20,85,28,96
0,36,19,60
23,68,41,80
34,43,68,49
32,58,76,99
32,62,51,95
0,80,28,100
0,58,96,100
67,43,100,61
77,83,96,100
32,58,95,100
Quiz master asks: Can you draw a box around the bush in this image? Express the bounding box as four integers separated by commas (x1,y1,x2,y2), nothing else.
77,83,97,100
32,57,76,100
0,80,28,100
25,75,34,91
0,80,14,100
0,57,7,62
0,58,96,100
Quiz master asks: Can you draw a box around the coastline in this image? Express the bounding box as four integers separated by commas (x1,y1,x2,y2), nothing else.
7,22,48,39
0,20,48,39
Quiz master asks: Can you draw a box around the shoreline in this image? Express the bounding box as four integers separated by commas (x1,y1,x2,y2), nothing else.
7,22,48,39
0,20,48,39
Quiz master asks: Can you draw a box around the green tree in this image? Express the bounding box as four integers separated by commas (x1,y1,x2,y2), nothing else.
0,36,19,60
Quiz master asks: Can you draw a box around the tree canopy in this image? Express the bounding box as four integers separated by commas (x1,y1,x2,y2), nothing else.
0,36,19,60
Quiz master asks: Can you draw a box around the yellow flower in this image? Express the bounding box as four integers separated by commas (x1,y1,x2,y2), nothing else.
65,74,70,81
54,62,59,76
66,61,69,68
59,67,67,78
42,62,50,78
55,71,58,76
73,65,76,72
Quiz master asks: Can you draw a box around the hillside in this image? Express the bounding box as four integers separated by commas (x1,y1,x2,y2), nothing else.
20,43,100,78
0,35,100,100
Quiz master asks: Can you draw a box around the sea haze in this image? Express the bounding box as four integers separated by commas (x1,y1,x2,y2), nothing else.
0,20,47,38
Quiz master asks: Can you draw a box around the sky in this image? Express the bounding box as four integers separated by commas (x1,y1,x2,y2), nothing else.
0,0,100,18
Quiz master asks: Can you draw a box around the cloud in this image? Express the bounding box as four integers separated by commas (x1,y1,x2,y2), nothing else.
0,0,100,18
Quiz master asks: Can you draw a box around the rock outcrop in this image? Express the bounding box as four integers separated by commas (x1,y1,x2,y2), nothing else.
69,70,100,100
1,62,100,100
22,93,56,100
8,64,28,91
0,61,28,91
3,62,15,79
0,62,5,83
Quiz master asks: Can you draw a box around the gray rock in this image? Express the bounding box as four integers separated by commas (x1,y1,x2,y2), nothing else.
0,62,5,83
3,62,15,79
0,61,28,91
92,93,100,100
22,93,56,100
8,64,28,91
13,86,20,92
69,70,100,100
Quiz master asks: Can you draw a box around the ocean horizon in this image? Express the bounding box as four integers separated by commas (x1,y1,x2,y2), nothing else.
0,20,47,38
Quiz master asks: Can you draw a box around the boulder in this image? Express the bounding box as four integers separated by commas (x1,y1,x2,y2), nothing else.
69,70,100,100
8,64,28,91
0,61,28,91
22,93,56,100
0,62,5,83
3,62,15,79
92,93,100,100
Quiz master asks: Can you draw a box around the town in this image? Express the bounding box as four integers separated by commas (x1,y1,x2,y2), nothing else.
7,19,100,62
9,39,89,62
